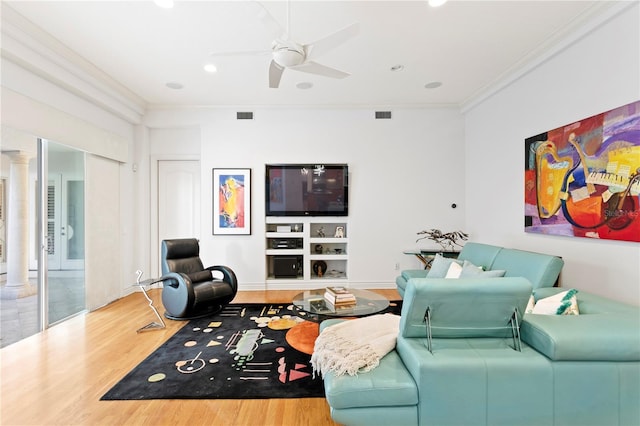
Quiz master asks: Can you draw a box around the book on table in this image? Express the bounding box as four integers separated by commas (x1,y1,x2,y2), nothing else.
324,286,356,306
324,298,356,310
325,286,352,296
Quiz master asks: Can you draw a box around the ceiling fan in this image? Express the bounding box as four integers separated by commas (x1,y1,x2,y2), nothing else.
211,2,359,88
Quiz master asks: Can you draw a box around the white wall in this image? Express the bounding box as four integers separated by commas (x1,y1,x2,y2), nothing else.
144,107,466,288
464,3,640,304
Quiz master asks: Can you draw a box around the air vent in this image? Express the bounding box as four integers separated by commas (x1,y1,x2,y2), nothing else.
236,112,254,120
375,111,392,119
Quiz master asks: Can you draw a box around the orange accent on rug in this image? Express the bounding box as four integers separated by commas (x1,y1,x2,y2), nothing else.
285,321,319,355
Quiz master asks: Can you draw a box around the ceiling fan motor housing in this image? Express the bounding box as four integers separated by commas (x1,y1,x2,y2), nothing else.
272,41,305,67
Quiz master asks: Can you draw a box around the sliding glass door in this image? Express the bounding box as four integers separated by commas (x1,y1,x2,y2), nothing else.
39,139,86,327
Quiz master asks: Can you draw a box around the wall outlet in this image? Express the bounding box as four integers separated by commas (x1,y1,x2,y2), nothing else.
394,262,400,270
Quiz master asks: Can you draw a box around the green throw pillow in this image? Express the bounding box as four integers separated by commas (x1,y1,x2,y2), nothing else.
459,260,506,278
427,254,463,278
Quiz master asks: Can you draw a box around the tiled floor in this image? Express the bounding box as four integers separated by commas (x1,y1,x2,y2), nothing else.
0,273,85,348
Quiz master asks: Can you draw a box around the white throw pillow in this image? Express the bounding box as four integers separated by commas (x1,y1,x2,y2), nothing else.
445,261,463,278
531,289,580,315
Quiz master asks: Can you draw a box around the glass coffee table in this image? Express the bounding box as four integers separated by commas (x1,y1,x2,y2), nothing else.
292,288,390,322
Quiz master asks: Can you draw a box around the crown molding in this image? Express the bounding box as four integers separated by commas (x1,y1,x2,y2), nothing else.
1,3,146,125
460,1,635,114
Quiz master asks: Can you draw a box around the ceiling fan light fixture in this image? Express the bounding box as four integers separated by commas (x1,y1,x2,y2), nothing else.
273,45,305,68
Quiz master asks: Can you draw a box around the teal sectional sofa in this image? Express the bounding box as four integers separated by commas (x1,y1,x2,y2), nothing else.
320,243,640,426
396,242,565,298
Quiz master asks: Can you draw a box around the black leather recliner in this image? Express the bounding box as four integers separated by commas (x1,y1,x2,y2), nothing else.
160,238,238,320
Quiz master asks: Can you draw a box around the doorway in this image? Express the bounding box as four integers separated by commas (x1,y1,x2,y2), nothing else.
156,159,201,276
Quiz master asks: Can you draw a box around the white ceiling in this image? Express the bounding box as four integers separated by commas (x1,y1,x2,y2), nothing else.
3,1,616,110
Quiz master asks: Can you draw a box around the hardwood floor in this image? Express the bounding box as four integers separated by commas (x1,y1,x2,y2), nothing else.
0,288,400,425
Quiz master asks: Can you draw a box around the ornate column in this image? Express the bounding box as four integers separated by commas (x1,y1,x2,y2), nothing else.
1,151,36,299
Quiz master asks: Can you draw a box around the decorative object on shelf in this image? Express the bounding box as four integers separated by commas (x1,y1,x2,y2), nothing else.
416,228,469,251
316,227,325,237
313,260,327,277
292,223,301,232
525,100,640,243
213,168,251,235
314,244,324,254
334,226,345,238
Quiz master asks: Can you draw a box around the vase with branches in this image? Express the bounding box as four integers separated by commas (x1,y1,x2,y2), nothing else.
416,228,469,251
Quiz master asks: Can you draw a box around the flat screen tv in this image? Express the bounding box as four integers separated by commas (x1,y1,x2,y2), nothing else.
265,164,349,216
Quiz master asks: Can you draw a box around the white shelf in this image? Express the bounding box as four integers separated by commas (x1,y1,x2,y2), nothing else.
309,237,349,243
265,218,348,283
266,249,304,256
266,232,304,238
309,254,348,260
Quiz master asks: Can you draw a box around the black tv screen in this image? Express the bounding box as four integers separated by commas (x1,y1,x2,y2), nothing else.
265,164,349,216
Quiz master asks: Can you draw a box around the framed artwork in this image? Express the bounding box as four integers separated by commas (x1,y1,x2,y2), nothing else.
213,168,251,235
525,100,640,242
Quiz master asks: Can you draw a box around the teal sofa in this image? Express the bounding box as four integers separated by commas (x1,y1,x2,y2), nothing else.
396,242,565,298
320,245,640,426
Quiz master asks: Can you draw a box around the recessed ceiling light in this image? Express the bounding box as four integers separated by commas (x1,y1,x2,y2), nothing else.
154,0,174,9
390,64,404,72
203,63,217,73
166,81,183,90
296,82,313,90
424,81,442,89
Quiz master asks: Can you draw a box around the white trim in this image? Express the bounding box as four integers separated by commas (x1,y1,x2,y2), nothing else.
1,3,146,124
461,1,633,113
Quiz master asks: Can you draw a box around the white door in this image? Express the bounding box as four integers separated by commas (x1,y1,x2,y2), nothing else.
158,160,201,261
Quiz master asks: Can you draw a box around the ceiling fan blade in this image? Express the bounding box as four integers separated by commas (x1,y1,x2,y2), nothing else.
304,23,359,61
290,61,350,79
269,60,285,88
254,1,287,39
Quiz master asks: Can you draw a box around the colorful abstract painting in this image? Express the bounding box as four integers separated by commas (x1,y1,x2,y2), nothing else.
525,100,640,242
213,168,251,235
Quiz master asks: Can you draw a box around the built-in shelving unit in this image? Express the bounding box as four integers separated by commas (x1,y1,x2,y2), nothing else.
265,217,348,285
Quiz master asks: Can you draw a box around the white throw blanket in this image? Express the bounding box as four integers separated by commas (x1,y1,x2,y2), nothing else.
311,313,401,377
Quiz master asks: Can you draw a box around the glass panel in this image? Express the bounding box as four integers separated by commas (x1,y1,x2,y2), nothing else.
0,147,39,348
46,141,85,325
0,138,85,348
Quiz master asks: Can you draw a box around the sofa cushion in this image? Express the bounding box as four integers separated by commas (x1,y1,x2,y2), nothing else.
456,242,503,270
323,349,418,409
491,248,563,289
400,278,533,338
521,313,640,361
